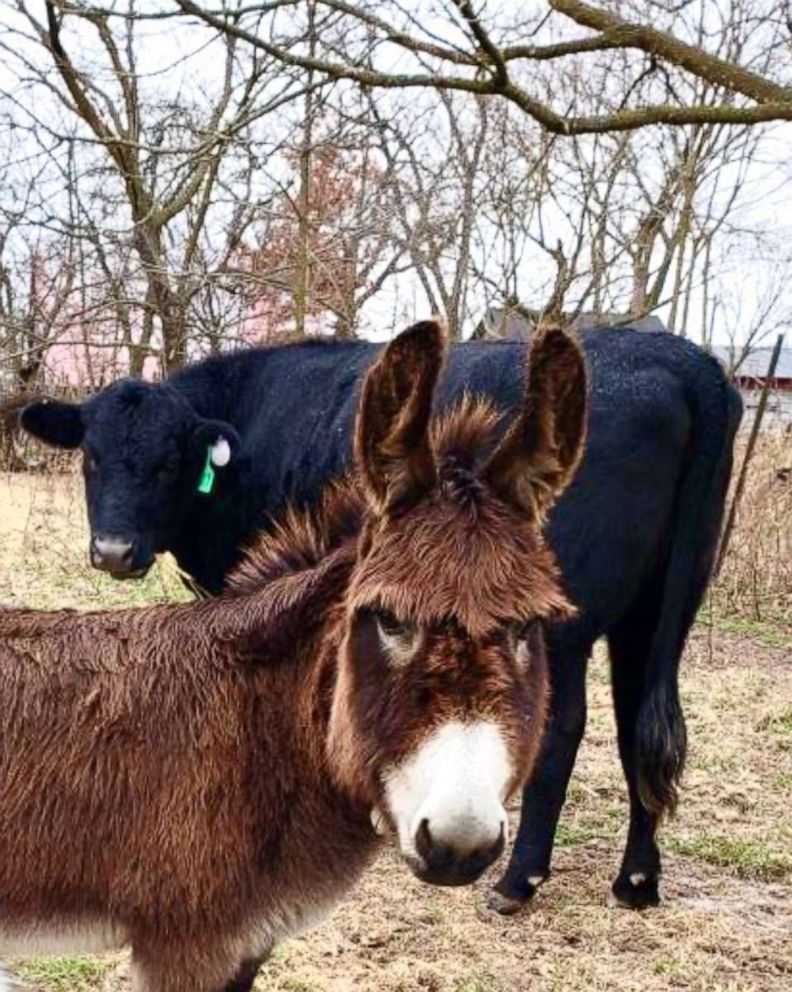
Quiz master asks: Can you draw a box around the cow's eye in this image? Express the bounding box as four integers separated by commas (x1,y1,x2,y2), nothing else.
158,455,180,482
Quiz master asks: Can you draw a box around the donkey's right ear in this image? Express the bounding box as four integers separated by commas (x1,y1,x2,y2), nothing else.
21,399,85,449
482,327,587,523
355,319,446,517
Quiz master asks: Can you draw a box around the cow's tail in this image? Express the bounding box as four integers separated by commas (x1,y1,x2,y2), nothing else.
635,352,742,817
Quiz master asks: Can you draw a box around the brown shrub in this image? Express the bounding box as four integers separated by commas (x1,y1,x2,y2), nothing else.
712,430,792,625
0,388,83,473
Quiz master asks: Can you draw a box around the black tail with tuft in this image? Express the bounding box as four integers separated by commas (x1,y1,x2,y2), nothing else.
635,351,742,817
636,681,687,815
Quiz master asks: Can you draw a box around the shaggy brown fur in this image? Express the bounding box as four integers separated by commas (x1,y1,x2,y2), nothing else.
0,320,587,992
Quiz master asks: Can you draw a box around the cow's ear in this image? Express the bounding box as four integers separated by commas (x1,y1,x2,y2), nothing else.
481,328,587,523
21,399,85,449
192,419,241,467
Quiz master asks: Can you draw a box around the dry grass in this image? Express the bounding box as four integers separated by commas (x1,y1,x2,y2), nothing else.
0,471,191,609
1,470,791,992
712,431,792,626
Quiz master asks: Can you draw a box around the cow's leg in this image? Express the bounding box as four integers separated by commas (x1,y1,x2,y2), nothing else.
608,616,662,909
489,645,589,914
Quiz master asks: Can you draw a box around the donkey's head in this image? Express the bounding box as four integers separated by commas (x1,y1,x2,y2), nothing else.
328,319,587,886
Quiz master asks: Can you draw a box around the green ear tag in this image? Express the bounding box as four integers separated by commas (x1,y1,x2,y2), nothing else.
197,446,216,495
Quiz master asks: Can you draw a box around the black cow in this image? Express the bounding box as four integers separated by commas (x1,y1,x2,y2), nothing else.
21,326,741,920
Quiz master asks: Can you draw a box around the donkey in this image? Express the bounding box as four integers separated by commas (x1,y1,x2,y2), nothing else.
0,320,587,992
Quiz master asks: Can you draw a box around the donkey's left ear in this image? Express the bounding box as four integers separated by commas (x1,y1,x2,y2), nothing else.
482,328,587,522
355,319,446,517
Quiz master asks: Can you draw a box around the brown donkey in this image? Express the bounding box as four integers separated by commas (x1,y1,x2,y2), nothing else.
0,320,587,992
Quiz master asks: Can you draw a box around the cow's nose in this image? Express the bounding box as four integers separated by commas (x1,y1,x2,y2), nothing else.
413,818,505,887
91,534,136,574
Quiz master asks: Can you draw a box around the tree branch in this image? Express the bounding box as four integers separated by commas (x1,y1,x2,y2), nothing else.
174,0,792,135
549,0,792,104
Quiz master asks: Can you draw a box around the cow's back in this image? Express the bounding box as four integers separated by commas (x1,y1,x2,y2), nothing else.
167,330,737,605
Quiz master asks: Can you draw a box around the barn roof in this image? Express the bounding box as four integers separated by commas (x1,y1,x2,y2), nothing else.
475,307,667,341
711,345,792,380
474,309,790,381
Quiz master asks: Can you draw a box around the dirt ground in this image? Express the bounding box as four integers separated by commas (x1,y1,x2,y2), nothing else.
1,471,790,992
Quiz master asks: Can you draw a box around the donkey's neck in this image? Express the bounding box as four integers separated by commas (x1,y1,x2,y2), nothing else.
215,586,379,940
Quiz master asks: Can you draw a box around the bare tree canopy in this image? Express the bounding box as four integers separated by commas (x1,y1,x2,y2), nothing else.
174,0,792,133
1,0,790,386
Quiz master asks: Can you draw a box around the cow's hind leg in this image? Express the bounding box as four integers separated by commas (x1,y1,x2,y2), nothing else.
489,645,589,915
608,614,662,909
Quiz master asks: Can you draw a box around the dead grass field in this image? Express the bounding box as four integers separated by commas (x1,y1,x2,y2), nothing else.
1,470,790,992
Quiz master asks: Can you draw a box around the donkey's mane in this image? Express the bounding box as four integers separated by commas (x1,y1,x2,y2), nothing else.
229,395,515,594
227,479,366,593
429,395,505,504
430,394,503,465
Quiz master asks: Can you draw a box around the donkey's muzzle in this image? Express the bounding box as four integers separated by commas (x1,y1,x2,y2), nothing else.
412,818,505,887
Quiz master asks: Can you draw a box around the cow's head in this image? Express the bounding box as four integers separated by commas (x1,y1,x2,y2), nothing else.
21,380,239,578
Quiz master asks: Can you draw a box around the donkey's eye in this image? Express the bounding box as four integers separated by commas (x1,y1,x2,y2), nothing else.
510,620,533,642
509,620,539,652
375,608,414,640
373,608,417,662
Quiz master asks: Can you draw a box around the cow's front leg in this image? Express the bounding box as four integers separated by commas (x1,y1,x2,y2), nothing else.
489,646,589,914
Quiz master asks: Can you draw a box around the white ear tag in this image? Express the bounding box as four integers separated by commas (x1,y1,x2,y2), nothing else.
210,437,231,467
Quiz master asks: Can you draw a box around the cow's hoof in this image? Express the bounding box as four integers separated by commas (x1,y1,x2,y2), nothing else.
487,873,547,916
611,871,660,910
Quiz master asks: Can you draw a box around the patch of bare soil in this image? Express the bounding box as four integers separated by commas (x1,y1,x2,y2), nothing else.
3,474,791,991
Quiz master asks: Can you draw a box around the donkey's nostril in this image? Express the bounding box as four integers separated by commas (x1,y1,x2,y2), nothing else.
416,818,431,852
415,819,436,861
415,818,455,874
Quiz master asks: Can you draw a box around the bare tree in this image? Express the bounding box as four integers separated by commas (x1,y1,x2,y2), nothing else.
367,92,492,339
2,0,316,372
2,0,790,381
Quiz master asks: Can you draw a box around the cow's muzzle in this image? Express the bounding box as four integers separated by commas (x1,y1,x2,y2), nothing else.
90,533,152,578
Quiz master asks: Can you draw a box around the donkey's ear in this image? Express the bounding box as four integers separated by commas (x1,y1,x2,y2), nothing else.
355,319,446,517
482,328,587,522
